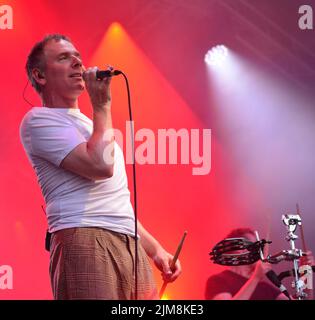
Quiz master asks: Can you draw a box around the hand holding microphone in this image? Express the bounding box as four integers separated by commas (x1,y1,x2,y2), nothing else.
83,66,119,110
265,269,291,299
96,68,122,80
254,230,291,299
252,260,291,299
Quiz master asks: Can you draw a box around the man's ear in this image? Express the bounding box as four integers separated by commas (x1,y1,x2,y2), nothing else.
32,68,46,86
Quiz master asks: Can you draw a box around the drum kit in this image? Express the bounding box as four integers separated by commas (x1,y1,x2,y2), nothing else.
209,205,314,300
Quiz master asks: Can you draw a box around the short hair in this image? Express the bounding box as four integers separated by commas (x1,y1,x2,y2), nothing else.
225,227,256,239
25,34,72,94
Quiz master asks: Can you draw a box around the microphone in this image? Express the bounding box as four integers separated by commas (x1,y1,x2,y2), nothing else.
266,270,291,299
96,69,122,80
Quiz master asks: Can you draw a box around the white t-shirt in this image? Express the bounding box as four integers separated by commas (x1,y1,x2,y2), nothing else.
20,107,135,236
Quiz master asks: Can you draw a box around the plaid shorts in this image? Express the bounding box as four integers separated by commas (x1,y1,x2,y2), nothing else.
49,227,158,300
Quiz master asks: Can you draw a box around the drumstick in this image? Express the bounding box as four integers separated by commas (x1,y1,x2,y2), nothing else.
264,208,272,256
159,231,187,299
296,203,307,252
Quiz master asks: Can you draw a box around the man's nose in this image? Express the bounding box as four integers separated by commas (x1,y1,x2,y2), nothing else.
72,55,82,68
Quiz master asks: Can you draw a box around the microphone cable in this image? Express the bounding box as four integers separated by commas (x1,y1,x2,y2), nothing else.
119,71,139,300
97,69,139,299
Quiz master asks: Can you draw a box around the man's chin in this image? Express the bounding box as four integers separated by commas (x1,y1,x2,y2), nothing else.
71,84,85,94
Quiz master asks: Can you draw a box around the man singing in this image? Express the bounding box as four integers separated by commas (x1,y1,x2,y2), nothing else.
20,34,181,300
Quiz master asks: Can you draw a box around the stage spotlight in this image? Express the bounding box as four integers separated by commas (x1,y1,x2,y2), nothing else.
205,45,228,67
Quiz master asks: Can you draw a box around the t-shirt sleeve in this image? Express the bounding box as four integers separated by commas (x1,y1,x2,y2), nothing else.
205,275,233,300
28,111,86,167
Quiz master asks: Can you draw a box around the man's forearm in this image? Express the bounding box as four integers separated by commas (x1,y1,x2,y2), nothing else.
232,275,259,300
87,106,115,172
137,221,163,259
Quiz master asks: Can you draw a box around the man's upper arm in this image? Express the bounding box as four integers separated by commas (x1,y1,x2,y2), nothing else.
28,112,86,166
27,111,111,180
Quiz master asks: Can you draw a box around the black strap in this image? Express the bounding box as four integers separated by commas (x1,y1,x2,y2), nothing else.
45,230,51,252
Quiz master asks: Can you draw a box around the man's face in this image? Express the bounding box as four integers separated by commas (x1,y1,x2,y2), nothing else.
244,233,257,243
229,232,257,270
41,39,85,99
243,233,258,271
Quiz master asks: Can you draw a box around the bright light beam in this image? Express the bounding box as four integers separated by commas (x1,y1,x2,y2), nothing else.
205,45,229,67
